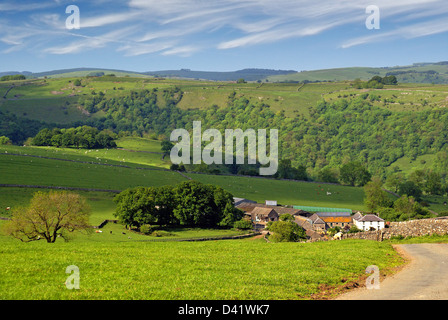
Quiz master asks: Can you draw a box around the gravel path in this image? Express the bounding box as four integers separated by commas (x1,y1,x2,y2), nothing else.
336,243,448,300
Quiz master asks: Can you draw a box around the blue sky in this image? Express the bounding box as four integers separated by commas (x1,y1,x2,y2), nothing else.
1,0,447,73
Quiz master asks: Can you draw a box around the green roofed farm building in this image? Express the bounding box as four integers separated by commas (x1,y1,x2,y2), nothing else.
292,205,352,215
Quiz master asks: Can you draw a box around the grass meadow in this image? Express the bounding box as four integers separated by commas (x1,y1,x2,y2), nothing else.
0,223,403,300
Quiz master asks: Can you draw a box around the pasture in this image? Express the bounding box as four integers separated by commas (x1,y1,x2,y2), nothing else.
0,225,403,300
0,142,368,212
0,149,184,190
186,172,367,211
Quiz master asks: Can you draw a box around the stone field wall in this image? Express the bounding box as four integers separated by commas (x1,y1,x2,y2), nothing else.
343,217,448,241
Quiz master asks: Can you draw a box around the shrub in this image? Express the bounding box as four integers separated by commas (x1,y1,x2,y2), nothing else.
139,224,153,235
233,219,253,230
348,225,361,233
0,136,11,145
279,213,295,222
151,230,175,237
268,221,306,242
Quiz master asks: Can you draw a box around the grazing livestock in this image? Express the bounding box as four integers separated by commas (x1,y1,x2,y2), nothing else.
6,207,10,210
333,232,343,240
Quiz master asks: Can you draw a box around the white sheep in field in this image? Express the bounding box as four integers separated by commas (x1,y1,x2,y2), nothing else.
333,232,343,240
6,207,10,211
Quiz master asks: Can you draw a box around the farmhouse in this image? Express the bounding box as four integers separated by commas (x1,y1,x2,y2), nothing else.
352,212,385,231
250,207,279,225
309,214,326,232
309,212,353,232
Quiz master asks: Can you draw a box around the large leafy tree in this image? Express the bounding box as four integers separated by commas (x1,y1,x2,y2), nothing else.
267,221,306,242
114,187,158,229
173,181,227,228
340,161,371,187
363,177,393,212
114,181,241,229
3,191,91,243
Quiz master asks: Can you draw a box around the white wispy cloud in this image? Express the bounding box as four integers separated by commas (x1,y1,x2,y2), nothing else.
0,0,447,58
341,15,448,48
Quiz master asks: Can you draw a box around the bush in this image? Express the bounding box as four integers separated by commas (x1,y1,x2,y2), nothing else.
279,213,295,222
348,225,361,233
0,136,11,145
268,221,306,242
233,219,253,230
139,224,153,234
151,230,175,237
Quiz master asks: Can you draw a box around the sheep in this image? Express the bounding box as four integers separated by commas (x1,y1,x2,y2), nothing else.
333,232,343,240
6,207,10,211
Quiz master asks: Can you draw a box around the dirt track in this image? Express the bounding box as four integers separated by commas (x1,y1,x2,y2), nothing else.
336,243,448,300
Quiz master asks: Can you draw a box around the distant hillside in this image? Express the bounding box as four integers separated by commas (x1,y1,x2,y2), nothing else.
2,62,448,83
267,62,448,84
0,68,148,79
0,68,297,82
143,68,297,81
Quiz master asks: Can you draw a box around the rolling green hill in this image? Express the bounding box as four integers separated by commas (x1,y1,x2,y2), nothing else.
267,62,448,84
4,62,448,83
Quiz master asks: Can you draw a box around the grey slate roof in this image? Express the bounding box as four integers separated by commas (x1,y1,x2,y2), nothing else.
354,214,384,222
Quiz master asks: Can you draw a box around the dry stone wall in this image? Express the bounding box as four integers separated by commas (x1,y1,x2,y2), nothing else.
343,217,448,241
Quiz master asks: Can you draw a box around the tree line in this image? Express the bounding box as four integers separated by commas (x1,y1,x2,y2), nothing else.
31,126,117,149
353,75,398,89
113,181,244,230
364,177,434,222
1,75,26,81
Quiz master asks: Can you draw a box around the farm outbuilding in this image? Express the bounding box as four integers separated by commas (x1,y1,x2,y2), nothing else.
292,205,352,214
250,207,279,225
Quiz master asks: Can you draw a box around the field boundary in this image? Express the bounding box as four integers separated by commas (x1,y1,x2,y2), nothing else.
0,183,122,193
95,219,261,242
0,152,170,172
129,231,262,242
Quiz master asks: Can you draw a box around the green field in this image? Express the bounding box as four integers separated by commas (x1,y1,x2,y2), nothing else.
186,173,367,211
324,83,448,111
0,77,351,122
0,225,403,300
0,143,368,212
266,63,448,84
2,77,447,127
